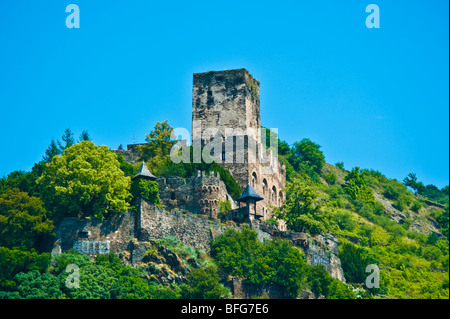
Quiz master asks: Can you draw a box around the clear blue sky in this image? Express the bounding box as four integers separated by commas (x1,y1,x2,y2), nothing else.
0,0,448,188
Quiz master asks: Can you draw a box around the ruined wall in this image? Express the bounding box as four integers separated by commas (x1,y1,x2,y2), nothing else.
156,170,236,219
54,212,136,256
139,199,231,253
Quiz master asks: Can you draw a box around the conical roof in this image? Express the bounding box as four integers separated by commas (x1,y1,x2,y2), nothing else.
236,183,264,202
132,161,157,181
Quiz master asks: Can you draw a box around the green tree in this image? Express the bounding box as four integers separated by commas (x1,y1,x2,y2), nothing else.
14,270,63,299
291,138,325,176
138,121,176,172
180,266,230,299
130,178,160,205
79,129,91,142
344,167,375,205
272,178,327,235
0,247,50,290
0,189,54,250
335,162,345,170
58,128,75,152
37,141,131,220
42,139,62,163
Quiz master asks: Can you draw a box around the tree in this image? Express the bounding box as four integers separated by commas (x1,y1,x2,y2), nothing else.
58,128,75,151
0,189,54,250
180,267,230,299
130,178,160,205
42,139,62,163
403,173,425,194
273,178,328,235
291,138,325,176
335,162,345,170
37,141,131,220
338,242,377,284
79,129,91,142
344,167,375,205
138,121,176,172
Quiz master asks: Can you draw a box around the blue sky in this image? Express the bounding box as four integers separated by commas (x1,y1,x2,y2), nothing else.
0,0,448,188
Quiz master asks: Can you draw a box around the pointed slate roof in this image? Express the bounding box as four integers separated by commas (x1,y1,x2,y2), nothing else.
236,183,264,202
132,161,157,181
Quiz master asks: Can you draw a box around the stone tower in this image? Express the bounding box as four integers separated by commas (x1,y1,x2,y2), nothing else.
192,69,286,223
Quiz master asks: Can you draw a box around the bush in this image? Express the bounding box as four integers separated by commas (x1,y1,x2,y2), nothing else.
131,179,160,205
180,267,230,299
324,172,337,185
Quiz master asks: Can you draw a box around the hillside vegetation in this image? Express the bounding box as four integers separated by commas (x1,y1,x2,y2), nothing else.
0,124,448,299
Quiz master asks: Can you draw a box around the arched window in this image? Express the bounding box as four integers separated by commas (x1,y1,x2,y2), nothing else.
278,191,283,206
272,186,277,202
252,172,257,187
262,179,268,196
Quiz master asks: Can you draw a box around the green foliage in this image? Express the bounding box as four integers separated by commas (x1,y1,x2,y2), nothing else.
37,141,131,220
180,266,230,299
307,264,354,299
0,247,50,290
436,206,449,240
211,227,308,298
131,178,160,205
324,172,337,185
138,120,176,170
14,270,63,299
117,153,137,177
218,200,232,214
0,189,54,250
211,227,353,299
338,242,377,284
58,128,75,152
292,138,325,176
335,162,345,170
79,130,91,142
42,139,62,163
273,178,328,235
344,167,375,205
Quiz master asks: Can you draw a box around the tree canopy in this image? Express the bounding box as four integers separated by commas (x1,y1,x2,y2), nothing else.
37,141,131,220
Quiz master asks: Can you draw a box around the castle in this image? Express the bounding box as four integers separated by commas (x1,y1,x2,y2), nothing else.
125,69,286,227
53,69,346,287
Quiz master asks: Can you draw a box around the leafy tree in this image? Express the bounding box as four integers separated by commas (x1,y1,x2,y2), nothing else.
0,189,54,250
291,138,325,176
180,266,230,299
273,178,328,235
14,270,63,299
130,178,161,205
138,121,176,171
0,170,41,197
37,141,131,220
0,247,50,290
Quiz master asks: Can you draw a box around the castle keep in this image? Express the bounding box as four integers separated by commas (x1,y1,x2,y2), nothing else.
192,69,286,222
